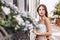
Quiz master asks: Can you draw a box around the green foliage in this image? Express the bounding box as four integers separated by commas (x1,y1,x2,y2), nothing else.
16,25,25,31
0,0,6,12
54,2,60,15
0,0,18,32
55,2,60,9
0,0,2,12
53,1,60,19
0,17,18,28
54,11,60,15
0,0,35,32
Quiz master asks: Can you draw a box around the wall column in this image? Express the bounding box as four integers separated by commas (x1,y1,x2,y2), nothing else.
29,0,37,40
29,0,37,18
17,0,24,11
29,0,40,40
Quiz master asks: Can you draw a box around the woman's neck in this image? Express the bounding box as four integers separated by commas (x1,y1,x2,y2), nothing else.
40,15,46,20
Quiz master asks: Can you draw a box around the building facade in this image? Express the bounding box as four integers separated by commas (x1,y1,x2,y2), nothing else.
2,0,40,18
2,0,40,40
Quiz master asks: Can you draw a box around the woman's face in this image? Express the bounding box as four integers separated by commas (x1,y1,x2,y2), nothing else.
38,6,46,17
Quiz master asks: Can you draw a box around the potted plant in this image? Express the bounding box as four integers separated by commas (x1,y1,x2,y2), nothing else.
54,2,60,26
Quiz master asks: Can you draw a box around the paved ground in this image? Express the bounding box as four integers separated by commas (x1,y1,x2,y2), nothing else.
50,24,60,40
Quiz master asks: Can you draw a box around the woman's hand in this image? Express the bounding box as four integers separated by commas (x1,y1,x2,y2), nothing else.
33,30,39,35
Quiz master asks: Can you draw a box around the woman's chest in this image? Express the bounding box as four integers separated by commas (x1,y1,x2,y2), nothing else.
36,24,47,33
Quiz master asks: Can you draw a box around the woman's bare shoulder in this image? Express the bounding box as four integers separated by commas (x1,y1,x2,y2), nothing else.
45,17,51,27
45,17,50,23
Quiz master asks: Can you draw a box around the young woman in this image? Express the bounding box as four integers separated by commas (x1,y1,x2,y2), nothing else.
33,4,51,40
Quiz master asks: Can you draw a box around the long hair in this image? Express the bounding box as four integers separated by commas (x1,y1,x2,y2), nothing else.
37,4,48,17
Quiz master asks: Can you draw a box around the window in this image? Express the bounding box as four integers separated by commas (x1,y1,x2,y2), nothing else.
13,0,17,6
24,0,29,11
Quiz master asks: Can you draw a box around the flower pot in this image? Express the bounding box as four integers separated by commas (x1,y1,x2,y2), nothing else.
56,19,60,26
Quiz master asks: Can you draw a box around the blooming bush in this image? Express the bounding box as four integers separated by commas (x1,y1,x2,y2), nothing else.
0,0,38,32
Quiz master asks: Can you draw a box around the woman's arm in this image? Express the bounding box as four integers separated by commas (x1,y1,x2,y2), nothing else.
37,18,51,36
33,28,38,35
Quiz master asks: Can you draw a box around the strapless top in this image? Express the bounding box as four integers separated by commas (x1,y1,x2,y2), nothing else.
36,24,47,33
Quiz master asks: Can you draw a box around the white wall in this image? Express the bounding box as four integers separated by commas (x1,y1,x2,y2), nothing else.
29,0,39,40
29,0,37,18
17,0,24,11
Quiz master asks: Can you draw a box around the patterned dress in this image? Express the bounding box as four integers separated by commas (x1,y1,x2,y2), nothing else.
36,24,47,40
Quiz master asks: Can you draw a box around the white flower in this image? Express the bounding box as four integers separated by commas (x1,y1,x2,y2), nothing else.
15,25,20,30
13,16,17,18
1,6,10,15
15,15,24,25
22,22,25,26
15,11,17,14
25,20,30,24
15,27,18,30
13,4,18,11
23,27,27,31
1,0,4,4
18,10,21,13
28,24,33,30
9,2,14,9
24,23,33,31
22,11,28,17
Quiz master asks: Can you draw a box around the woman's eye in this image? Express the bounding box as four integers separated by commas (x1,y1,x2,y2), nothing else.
39,9,41,10
42,9,45,10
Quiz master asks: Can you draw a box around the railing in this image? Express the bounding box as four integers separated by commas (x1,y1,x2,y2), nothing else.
0,26,30,40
